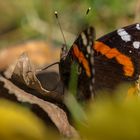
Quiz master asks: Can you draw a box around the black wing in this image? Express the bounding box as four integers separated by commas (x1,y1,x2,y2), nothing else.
97,23,140,58
94,23,140,91
59,27,96,100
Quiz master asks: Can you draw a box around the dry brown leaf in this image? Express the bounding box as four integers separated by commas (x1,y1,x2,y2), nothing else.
10,53,63,101
0,75,78,138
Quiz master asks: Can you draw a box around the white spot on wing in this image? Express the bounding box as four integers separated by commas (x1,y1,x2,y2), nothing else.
81,33,87,46
117,28,131,42
87,45,91,53
136,24,140,30
133,41,140,49
90,50,94,67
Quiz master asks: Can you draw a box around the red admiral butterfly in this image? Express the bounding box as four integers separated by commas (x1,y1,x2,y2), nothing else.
59,23,140,100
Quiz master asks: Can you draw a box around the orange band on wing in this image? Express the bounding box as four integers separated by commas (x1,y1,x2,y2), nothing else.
94,41,134,77
73,44,91,77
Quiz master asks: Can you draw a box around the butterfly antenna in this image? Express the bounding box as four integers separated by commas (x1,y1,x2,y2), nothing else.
54,11,67,51
86,7,91,15
83,7,92,28
41,62,59,71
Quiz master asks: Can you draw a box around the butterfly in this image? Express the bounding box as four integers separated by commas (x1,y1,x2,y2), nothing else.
59,23,140,100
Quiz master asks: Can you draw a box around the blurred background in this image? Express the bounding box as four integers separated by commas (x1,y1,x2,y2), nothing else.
0,1,140,139
0,0,139,47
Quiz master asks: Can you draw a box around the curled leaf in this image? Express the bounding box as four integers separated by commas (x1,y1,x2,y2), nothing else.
0,75,78,137
11,53,63,101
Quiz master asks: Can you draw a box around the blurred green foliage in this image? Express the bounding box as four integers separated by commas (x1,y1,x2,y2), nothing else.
78,96,140,140
1,87,140,140
0,99,58,140
0,0,138,47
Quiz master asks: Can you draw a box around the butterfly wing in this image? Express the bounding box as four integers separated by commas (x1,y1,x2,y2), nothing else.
94,23,140,90
59,27,95,100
